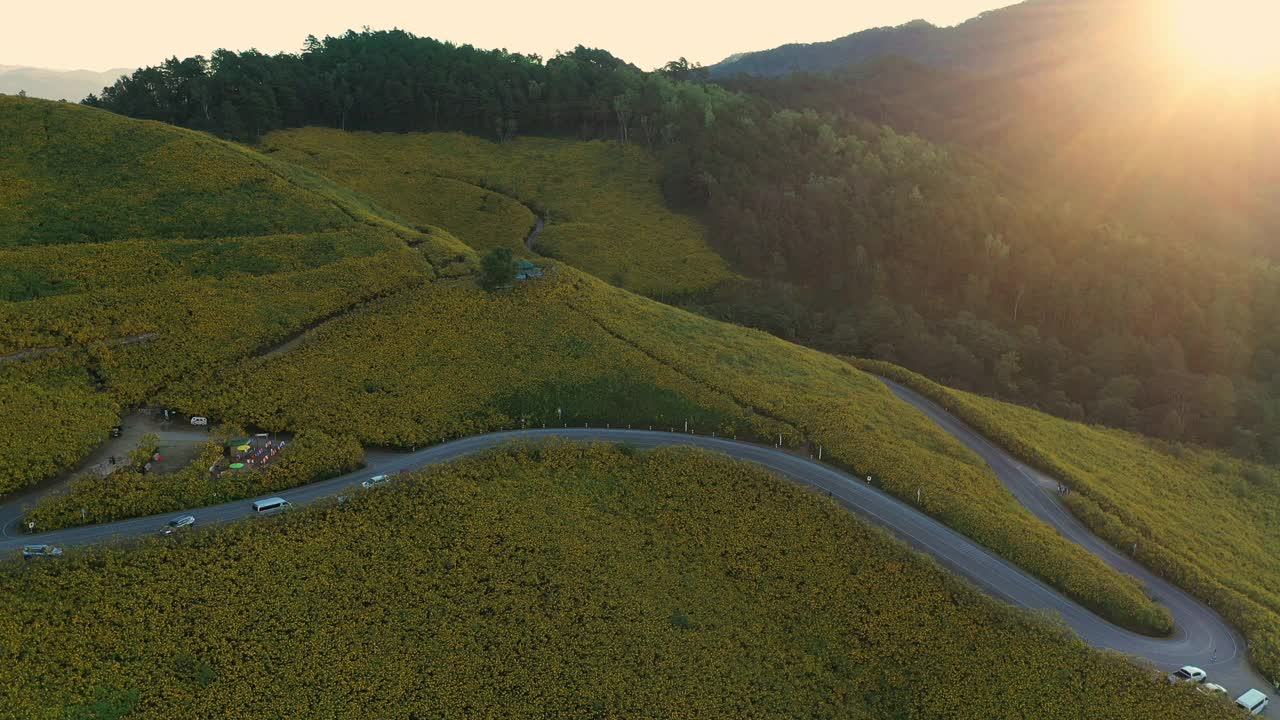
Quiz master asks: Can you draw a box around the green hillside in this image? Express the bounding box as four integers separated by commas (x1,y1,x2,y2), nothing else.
0,96,350,245
860,360,1280,681
262,128,735,298
0,99,1176,636
3,93,1248,716
0,96,474,496
138,264,1170,636
0,444,1233,720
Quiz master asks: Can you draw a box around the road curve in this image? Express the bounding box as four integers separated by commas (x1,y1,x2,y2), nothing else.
877,377,1273,697
2,421,1272,697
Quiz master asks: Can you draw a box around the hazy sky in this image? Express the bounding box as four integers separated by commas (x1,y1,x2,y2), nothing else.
4,1,1008,72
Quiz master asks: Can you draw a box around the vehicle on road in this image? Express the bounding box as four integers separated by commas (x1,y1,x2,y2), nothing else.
22,544,63,559
110,425,122,438
361,474,391,489
190,416,208,426
1167,665,1206,683
1198,683,1228,695
251,497,292,515
161,515,196,535
1235,689,1270,715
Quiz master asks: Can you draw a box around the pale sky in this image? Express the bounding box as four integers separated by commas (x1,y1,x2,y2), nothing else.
4,1,1009,72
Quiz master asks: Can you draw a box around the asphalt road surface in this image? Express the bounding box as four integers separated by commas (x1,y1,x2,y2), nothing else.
2,397,1273,702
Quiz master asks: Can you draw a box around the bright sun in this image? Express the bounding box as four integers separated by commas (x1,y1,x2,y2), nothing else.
1166,0,1280,79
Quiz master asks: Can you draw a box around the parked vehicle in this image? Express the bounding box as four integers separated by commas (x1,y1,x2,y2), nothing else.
251,497,292,515
22,544,63,559
190,416,208,426
110,425,122,438
1235,689,1270,716
361,474,391,489
161,515,196,535
1167,665,1206,683
1198,683,1228,695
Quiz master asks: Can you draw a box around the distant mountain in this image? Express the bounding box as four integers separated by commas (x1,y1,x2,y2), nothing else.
0,65,131,102
711,19,948,77
713,0,1280,256
710,1,1137,79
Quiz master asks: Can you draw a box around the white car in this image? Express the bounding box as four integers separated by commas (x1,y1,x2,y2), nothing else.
1198,683,1228,695
1167,665,1206,683
361,474,391,489
190,416,208,426
1236,689,1270,716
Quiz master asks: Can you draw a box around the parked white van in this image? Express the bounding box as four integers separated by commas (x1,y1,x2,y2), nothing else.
190,416,208,426
251,497,292,515
1235,689,1270,716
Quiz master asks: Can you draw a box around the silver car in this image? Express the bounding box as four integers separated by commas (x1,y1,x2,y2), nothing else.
22,544,63,559
361,474,391,489
161,515,196,535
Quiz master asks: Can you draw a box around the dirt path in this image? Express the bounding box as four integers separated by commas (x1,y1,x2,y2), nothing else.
524,216,545,252
0,332,158,364
0,410,215,537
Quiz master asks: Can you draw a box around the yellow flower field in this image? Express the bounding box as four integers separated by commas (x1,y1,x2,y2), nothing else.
0,444,1234,719
262,128,736,297
160,267,1172,635
0,97,474,495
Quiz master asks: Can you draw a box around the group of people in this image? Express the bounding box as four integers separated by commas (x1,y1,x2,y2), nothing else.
231,439,286,468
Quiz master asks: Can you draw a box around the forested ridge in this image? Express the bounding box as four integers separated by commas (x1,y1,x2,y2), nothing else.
84,23,1280,462
84,30,728,144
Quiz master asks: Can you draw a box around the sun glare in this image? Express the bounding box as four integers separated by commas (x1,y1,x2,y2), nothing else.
1165,0,1280,80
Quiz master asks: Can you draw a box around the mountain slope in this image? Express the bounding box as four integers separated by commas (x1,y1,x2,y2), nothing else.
710,0,1137,79
0,96,473,496
0,91,1260,716
710,0,1280,257
263,128,735,297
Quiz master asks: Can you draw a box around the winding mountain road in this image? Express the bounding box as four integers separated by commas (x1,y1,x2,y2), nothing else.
2,393,1273,702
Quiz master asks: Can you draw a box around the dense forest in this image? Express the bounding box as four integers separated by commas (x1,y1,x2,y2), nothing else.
86,27,1280,462
85,30,729,145
671,106,1280,460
